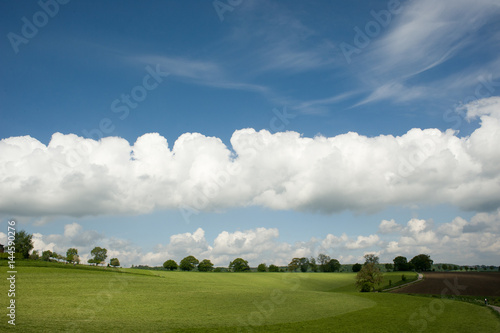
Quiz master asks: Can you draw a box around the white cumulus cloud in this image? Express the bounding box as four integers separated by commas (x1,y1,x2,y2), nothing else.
23,208,500,267
1,97,500,218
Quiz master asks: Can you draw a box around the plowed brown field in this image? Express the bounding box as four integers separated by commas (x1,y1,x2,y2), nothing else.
390,272,500,296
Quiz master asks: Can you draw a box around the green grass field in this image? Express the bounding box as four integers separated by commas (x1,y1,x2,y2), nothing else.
1,261,499,332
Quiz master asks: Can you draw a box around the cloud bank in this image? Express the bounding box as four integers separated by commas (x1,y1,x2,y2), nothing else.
353,0,500,106
1,97,500,217
2,209,498,267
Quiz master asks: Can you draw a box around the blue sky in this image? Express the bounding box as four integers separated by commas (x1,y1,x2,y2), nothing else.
1,0,500,267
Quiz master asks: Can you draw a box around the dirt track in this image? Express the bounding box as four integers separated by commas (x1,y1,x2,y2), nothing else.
390,272,500,297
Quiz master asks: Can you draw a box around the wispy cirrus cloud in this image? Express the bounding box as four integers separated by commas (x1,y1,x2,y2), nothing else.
353,0,500,105
354,82,428,107
369,0,500,78
291,91,360,115
134,55,270,94
223,1,337,74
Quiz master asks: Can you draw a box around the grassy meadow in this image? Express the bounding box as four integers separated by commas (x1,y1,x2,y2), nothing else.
1,261,499,332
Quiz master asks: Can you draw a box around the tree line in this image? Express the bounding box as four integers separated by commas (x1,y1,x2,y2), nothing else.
6,230,120,267
159,253,433,274
162,256,253,272
2,231,438,274
6,230,499,276
392,254,433,272
29,246,120,267
287,254,341,272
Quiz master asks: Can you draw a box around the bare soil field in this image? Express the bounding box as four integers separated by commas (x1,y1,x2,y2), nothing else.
390,272,500,297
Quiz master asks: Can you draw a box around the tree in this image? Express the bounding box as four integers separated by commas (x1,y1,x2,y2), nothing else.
288,258,301,272
42,250,52,261
364,254,379,265
268,264,280,272
385,263,393,272
325,259,341,272
89,247,107,266
317,254,331,272
393,256,409,271
299,257,310,272
110,258,120,267
352,263,362,272
410,254,433,272
442,264,448,271
14,230,34,259
180,256,199,271
29,250,40,260
50,252,59,261
58,253,66,262
257,263,267,272
309,257,318,272
355,263,383,292
163,259,178,271
229,258,250,272
66,248,78,264
198,259,214,272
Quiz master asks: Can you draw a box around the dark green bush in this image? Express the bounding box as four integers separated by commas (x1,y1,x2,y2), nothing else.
360,282,372,292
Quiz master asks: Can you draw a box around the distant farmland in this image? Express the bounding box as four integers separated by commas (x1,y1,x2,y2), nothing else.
391,272,500,297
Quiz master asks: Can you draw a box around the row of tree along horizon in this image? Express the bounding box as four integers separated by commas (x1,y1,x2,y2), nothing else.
134,255,498,273
144,254,434,272
6,230,499,272
5,230,121,267
154,253,435,273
